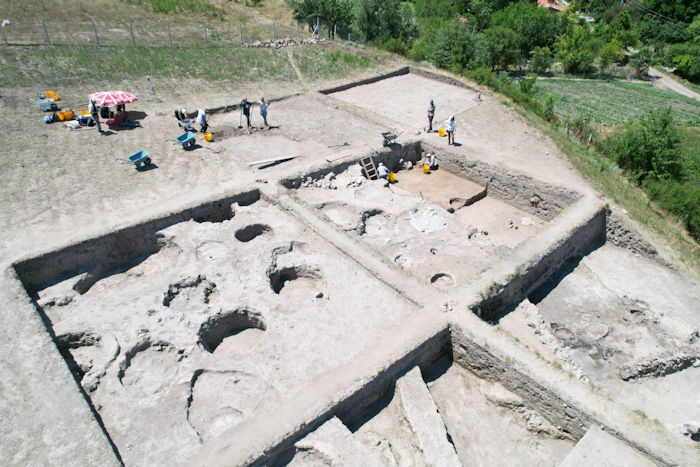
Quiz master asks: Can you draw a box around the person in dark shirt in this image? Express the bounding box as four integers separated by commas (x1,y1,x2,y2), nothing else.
241,98,252,133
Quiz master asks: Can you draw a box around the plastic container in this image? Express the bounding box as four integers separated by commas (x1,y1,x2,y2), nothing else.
82,110,90,116
422,164,430,174
387,172,396,183
438,128,446,137
204,132,213,142
57,110,73,121
46,91,59,101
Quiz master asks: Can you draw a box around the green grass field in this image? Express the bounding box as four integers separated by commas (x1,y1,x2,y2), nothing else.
534,78,700,126
0,44,383,87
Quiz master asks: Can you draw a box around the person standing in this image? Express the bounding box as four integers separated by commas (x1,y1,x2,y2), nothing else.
427,99,435,133
258,97,269,127
89,99,102,133
446,115,456,145
196,109,208,133
241,98,252,133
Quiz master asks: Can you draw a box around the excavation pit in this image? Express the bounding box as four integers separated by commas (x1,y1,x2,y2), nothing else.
285,144,581,289
14,191,421,465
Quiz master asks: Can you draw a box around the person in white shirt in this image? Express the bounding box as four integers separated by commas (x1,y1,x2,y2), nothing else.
196,109,208,133
259,97,269,127
377,162,389,179
446,116,456,145
428,153,438,170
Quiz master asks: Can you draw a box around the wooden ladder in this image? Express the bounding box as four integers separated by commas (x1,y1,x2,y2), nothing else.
360,156,378,180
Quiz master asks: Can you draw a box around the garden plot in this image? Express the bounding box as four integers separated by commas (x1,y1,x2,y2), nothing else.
290,162,547,289
329,73,483,130
31,196,417,466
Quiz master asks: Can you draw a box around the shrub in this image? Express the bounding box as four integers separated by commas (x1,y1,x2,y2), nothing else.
646,179,700,240
605,107,684,183
530,46,553,73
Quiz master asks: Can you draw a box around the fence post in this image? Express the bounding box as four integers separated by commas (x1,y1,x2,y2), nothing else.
239,24,243,44
334,24,336,40
41,19,51,45
92,21,101,47
296,21,300,40
273,22,276,41
348,33,350,41
1,26,7,45
167,24,172,48
129,23,136,46
204,25,208,45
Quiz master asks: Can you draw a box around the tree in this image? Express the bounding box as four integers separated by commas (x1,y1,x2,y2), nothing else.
606,107,685,183
285,0,354,36
598,39,624,72
556,17,596,74
630,47,655,77
358,0,417,43
484,26,523,70
531,46,553,73
492,1,556,55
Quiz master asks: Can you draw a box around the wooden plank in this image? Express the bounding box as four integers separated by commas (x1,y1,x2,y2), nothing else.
247,155,300,166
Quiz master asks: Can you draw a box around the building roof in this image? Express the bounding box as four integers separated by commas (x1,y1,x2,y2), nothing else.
537,0,566,12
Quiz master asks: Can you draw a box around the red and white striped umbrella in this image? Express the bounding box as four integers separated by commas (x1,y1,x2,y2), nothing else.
88,90,138,107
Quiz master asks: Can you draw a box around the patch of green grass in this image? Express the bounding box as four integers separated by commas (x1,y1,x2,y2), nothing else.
534,79,700,126
292,46,378,80
125,0,219,15
0,44,299,86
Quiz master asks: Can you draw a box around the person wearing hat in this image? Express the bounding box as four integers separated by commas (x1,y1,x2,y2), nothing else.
174,105,187,121
446,115,456,145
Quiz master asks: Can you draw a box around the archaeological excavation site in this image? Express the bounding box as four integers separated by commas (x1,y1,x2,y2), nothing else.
3,68,699,466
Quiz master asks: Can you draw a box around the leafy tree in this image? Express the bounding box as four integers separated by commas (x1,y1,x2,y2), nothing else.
639,0,700,24
285,0,354,36
666,42,700,82
492,1,556,55
531,46,553,73
609,11,639,47
357,0,417,43
630,46,655,76
484,26,523,70
598,39,624,72
606,107,685,183
556,18,596,74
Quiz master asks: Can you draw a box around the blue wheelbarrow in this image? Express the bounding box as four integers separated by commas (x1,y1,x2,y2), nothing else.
177,131,196,150
119,150,152,169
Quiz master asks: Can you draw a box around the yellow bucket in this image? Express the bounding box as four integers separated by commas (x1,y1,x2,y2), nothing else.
204,132,213,142
422,164,430,174
387,172,396,183
438,128,446,137
46,91,59,101
81,110,90,116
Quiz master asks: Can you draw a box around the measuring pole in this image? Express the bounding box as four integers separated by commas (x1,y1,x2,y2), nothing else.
129,23,136,46
167,24,172,48
239,24,243,44
42,19,51,45
204,25,208,45
92,21,100,47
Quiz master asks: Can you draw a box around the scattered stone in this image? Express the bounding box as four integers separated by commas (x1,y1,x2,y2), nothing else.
241,37,325,49
315,292,324,299
619,348,699,380
467,228,478,239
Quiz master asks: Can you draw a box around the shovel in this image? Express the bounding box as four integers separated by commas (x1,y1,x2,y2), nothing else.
328,141,351,148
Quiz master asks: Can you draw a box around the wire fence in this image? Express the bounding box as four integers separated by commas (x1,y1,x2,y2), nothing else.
0,18,360,47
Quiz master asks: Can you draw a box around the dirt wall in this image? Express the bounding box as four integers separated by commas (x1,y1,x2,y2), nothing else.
13,189,261,295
